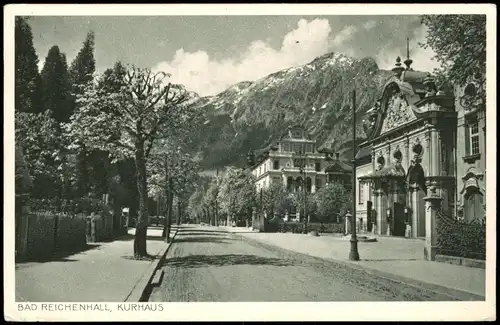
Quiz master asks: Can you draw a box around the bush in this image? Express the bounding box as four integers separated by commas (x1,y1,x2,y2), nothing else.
265,215,282,233
277,221,345,234
278,222,304,234
437,216,486,260
307,222,345,234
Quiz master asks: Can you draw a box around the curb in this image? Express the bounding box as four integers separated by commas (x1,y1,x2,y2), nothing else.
237,234,485,301
124,228,179,302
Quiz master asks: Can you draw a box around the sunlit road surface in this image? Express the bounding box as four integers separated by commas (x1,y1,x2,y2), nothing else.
150,225,455,302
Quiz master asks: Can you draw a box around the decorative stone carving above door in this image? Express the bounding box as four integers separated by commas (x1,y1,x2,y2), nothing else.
381,86,417,134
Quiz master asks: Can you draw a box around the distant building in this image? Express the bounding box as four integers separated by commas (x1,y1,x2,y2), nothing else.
355,55,486,238
250,126,352,220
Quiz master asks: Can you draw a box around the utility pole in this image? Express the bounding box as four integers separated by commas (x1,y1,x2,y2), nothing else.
215,168,219,226
349,89,360,261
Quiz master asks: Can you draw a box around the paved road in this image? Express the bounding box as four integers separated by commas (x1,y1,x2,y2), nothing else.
149,225,456,302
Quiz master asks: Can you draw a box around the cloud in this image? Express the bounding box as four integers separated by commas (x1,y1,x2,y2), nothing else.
375,25,440,73
363,20,377,30
153,18,334,96
331,25,358,47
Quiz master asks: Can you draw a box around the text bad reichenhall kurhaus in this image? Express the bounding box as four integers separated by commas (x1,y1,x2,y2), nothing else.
18,303,164,312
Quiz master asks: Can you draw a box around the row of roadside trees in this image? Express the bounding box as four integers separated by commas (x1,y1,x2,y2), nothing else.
15,16,203,259
186,165,352,227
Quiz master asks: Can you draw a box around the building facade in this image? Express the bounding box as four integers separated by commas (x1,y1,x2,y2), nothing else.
251,126,352,194
355,55,486,239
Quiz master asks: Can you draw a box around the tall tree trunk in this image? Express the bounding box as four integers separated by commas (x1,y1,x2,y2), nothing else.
165,180,174,242
162,157,169,238
133,141,148,258
177,198,182,225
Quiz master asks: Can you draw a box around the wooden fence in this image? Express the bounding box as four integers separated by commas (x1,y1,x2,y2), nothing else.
15,209,115,261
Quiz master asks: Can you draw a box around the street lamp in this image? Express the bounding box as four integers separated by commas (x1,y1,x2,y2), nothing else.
293,151,308,232
349,89,360,261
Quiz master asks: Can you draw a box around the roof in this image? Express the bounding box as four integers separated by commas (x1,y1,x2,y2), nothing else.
355,145,372,160
325,159,352,173
358,163,406,180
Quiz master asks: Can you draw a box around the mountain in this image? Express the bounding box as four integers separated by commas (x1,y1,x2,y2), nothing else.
188,52,394,170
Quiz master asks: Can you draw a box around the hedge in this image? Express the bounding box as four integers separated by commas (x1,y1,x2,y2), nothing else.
277,221,345,234
437,218,486,260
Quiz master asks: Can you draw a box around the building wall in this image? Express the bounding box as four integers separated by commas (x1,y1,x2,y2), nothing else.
454,84,487,221
356,162,373,232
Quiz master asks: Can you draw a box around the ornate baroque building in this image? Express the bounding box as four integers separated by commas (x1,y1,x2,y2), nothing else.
355,55,486,240
251,126,352,221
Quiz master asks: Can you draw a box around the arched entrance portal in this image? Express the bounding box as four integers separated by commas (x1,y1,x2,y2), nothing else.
407,162,426,237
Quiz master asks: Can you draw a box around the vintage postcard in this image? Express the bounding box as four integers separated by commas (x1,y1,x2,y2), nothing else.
4,3,496,322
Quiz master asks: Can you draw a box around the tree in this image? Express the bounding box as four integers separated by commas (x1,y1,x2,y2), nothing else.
15,17,43,114
66,65,192,258
69,31,96,91
69,31,99,198
148,142,201,240
203,178,219,225
292,190,317,222
40,46,72,123
315,182,351,223
217,167,256,226
420,15,486,103
261,182,287,218
15,110,66,200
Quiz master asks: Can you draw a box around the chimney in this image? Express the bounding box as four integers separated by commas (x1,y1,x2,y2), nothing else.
335,152,340,160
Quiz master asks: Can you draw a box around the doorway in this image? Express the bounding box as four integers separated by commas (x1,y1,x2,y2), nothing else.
393,202,406,236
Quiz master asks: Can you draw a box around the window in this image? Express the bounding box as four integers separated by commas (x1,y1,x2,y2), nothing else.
273,160,280,170
315,162,321,172
282,143,290,152
293,143,303,153
469,120,480,155
264,164,267,172
315,177,322,190
292,129,302,138
305,144,312,153
358,182,364,205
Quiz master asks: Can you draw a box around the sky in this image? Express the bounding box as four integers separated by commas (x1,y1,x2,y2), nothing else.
26,15,440,97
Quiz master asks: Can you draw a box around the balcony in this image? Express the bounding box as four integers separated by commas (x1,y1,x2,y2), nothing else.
281,166,322,174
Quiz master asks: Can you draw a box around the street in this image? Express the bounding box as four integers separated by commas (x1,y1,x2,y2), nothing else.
149,225,456,302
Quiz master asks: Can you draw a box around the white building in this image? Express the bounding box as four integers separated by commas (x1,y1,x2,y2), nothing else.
251,126,351,194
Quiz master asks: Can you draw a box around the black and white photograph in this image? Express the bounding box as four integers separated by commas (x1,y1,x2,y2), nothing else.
4,3,496,322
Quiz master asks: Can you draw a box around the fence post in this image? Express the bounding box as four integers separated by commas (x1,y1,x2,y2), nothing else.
91,215,96,242
18,207,30,259
423,191,443,261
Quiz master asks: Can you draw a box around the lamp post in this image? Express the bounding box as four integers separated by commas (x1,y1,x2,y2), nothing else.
293,151,308,231
349,89,360,261
215,168,219,226
299,165,309,232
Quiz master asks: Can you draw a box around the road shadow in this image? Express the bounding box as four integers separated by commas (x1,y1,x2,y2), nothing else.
113,233,169,242
121,254,159,261
173,236,235,244
178,229,229,234
180,232,228,237
164,254,296,268
15,243,102,264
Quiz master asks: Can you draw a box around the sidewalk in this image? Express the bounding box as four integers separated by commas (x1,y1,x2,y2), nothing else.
15,227,177,302
230,229,486,299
